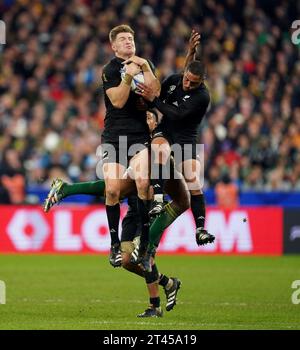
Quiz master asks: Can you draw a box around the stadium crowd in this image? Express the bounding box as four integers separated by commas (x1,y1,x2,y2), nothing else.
0,0,300,204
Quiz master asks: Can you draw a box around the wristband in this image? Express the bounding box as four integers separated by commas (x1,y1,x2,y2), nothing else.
122,73,133,86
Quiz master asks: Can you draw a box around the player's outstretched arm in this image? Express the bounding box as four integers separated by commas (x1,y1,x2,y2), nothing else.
184,29,201,69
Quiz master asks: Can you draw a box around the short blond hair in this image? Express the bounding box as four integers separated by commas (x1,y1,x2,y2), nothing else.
109,24,135,43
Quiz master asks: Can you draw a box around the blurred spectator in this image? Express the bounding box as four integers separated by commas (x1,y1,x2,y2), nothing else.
215,174,239,209
0,149,25,204
0,178,11,204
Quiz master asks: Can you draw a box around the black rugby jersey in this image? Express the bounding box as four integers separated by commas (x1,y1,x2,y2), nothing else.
101,57,154,143
152,73,210,144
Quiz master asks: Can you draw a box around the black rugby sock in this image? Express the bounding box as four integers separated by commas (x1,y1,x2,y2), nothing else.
106,203,120,246
158,274,169,287
191,194,206,229
137,197,151,249
150,297,160,308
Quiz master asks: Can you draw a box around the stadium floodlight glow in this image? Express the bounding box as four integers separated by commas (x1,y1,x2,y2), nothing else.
291,20,300,45
0,280,6,304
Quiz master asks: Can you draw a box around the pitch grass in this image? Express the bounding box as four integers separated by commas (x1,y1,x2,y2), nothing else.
0,255,299,330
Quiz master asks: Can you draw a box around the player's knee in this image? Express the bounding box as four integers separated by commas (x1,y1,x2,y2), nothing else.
190,189,202,196
151,144,171,163
185,178,201,192
145,265,159,284
105,188,120,202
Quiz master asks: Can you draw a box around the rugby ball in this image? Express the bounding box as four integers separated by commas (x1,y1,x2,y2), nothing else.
121,69,144,93
131,71,145,93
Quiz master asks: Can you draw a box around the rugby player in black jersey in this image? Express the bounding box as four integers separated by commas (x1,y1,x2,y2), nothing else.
44,110,187,316
43,31,212,313
101,24,159,267
136,45,215,270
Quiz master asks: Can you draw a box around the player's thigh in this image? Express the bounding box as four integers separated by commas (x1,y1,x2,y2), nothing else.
102,162,126,180
151,136,171,163
129,148,150,185
180,158,203,191
103,162,126,197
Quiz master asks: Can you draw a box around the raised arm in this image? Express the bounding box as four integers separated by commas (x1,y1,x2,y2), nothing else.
184,30,202,69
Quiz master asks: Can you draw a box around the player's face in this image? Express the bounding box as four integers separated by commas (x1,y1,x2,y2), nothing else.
146,111,157,132
182,70,202,91
112,32,136,59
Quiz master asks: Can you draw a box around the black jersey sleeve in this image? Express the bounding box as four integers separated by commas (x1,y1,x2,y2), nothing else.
102,63,121,91
152,89,210,121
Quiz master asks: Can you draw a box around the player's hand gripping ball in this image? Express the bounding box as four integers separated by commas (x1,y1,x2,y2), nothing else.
121,69,144,93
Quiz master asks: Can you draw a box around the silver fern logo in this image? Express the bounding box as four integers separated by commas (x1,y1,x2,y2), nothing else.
0,20,5,44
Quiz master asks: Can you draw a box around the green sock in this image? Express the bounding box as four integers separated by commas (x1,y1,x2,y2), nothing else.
148,202,180,250
63,180,106,198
